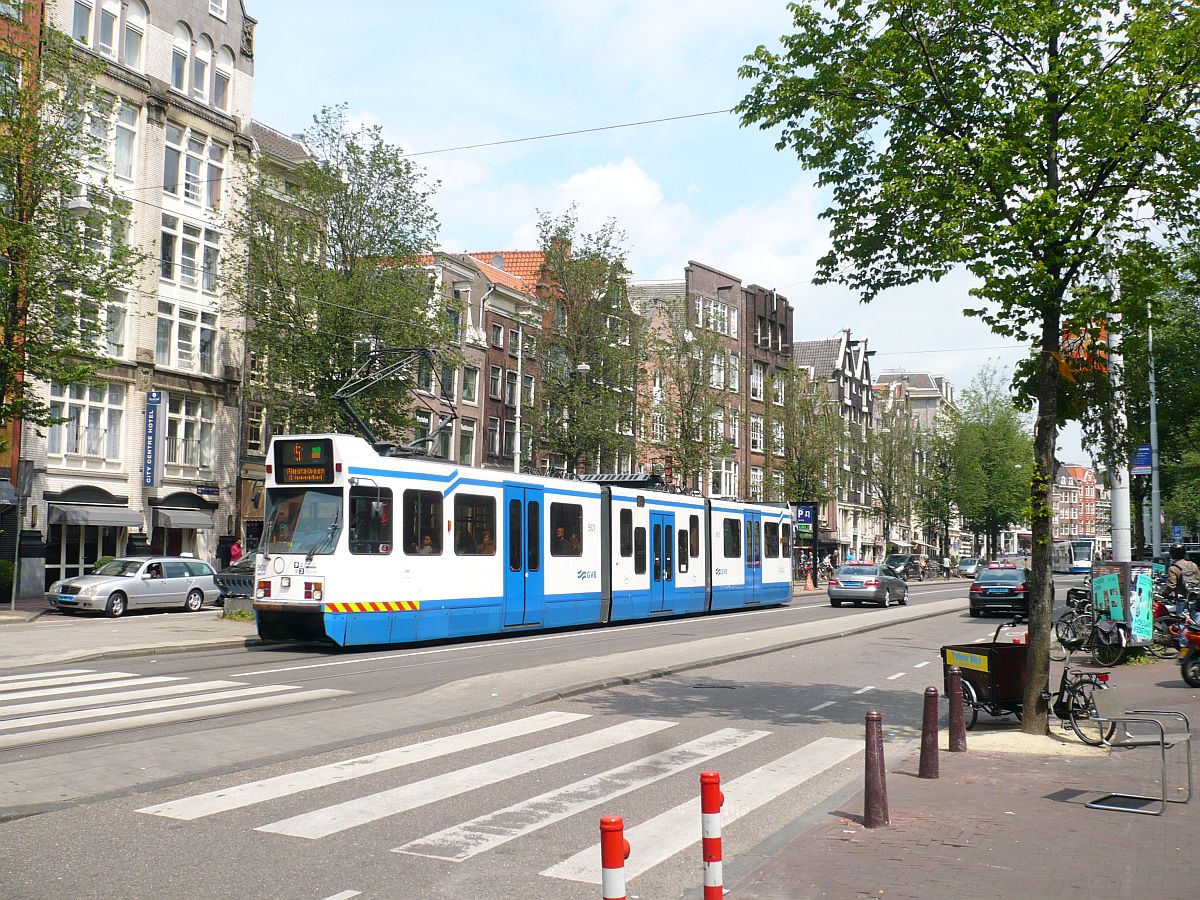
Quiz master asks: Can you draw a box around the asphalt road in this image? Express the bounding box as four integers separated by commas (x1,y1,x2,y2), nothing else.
0,577,1082,899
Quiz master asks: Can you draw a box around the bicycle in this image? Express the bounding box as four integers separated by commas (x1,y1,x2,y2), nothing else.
1050,589,1092,662
1054,609,1127,666
1049,667,1116,745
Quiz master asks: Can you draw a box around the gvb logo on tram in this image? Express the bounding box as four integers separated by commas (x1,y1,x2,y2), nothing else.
252,434,794,648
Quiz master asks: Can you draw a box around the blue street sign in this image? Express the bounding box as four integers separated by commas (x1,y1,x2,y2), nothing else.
143,391,164,488
1174,525,1184,542
1131,444,1152,475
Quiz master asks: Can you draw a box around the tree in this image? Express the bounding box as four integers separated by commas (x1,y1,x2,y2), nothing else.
533,210,642,473
954,369,1033,558
916,410,959,558
778,368,842,505
866,397,916,554
0,24,141,440
738,0,1200,733
225,105,447,436
643,293,730,490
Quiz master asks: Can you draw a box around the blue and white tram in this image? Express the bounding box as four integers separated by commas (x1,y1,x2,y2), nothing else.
253,434,793,647
1051,538,1096,575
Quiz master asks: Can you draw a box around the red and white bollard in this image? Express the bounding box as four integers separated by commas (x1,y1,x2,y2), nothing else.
600,815,630,900
700,771,725,899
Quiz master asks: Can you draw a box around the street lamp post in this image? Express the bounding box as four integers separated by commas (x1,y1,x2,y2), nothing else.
513,323,523,474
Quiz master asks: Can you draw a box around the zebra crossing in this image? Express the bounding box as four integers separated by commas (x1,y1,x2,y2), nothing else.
138,710,862,886
0,667,348,749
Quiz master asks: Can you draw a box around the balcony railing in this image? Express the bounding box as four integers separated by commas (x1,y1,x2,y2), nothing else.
165,437,206,467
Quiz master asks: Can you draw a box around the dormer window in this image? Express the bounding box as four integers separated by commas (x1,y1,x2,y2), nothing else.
121,1,146,71
171,23,191,92
193,36,212,103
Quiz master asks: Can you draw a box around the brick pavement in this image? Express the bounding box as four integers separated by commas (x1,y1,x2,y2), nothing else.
733,658,1199,899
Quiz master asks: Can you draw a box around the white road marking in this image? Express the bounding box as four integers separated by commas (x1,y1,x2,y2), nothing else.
0,671,145,694
139,711,591,820
0,669,92,684
853,686,875,694
320,892,360,900
0,675,182,701
0,689,347,750
886,673,906,680
0,680,251,716
394,728,769,861
542,737,862,884
257,719,677,840
913,661,931,669
0,685,295,731
808,701,836,712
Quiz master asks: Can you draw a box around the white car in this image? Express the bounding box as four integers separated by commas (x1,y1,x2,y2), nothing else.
46,556,219,618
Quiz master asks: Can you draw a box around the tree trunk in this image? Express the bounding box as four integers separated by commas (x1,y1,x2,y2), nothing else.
1023,314,1061,735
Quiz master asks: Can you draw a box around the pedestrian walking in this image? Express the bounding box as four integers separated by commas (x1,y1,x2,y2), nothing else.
229,537,244,565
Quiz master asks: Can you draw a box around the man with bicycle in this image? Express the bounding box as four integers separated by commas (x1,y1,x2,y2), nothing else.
1166,543,1200,614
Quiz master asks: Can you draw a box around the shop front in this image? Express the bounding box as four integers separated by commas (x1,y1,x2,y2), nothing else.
148,492,217,559
43,486,144,590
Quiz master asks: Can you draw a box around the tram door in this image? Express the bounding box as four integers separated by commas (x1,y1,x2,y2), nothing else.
503,486,544,627
649,511,675,613
744,512,762,604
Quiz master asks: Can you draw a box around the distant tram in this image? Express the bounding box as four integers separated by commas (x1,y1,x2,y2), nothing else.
1051,538,1095,575
253,434,794,647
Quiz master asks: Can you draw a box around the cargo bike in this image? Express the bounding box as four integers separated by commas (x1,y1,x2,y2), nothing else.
941,617,1116,745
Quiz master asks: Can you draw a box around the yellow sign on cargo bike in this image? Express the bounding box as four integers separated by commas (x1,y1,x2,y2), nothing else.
944,648,989,673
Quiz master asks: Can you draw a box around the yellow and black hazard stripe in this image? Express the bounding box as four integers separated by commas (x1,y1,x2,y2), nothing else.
323,600,420,613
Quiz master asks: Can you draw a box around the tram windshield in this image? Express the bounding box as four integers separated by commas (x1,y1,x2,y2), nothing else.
263,488,343,556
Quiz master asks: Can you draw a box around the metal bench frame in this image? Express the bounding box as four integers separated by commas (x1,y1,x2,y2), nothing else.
1087,688,1192,816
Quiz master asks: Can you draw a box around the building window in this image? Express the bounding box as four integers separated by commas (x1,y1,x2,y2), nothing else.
113,103,136,180
184,134,205,203
522,374,534,407
171,23,190,92
651,411,665,443
209,0,227,17
750,466,764,502
731,416,739,448
105,292,127,357
505,371,517,407
206,142,225,211
502,419,515,457
202,228,219,292
487,417,500,455
245,403,265,454
774,376,785,406
193,35,212,103
509,328,519,355
458,418,475,466
156,302,217,374
750,414,764,452
122,1,146,70
709,353,724,390
711,459,738,498
213,46,234,111
163,124,184,196
166,394,215,468
728,353,739,392
772,420,785,456
491,323,504,348
462,367,479,404
710,410,724,443
488,365,502,399
729,308,739,339
751,362,765,401
48,381,124,460
97,0,119,56
72,0,92,45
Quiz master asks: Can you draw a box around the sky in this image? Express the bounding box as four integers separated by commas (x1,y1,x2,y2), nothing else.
244,0,1088,463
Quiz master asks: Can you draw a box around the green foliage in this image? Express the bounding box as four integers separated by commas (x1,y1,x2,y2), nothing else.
0,24,144,436
225,105,448,437
916,410,960,557
778,368,843,505
533,208,642,472
0,559,13,586
866,397,917,550
222,607,254,622
643,294,730,488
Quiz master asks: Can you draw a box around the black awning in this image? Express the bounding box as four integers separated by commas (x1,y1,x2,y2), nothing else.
154,508,215,530
48,504,143,527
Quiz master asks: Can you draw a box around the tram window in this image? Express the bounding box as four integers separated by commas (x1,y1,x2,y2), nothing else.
634,526,647,574
689,515,700,558
764,522,779,558
528,501,541,571
723,518,741,558
402,489,442,556
678,529,689,573
454,494,496,556
550,502,583,556
619,508,633,557
350,486,393,555
781,523,791,556
508,499,522,571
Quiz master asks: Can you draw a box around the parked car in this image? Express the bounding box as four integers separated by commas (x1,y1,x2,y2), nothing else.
968,563,1052,616
828,563,909,608
884,553,925,580
46,556,218,618
958,557,983,578
214,556,256,606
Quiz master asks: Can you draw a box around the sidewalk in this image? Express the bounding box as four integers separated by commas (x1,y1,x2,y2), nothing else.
732,658,1200,898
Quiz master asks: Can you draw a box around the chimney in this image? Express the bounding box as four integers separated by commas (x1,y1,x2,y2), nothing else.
491,253,504,270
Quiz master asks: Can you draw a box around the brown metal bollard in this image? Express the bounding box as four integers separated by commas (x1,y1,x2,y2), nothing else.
919,686,939,778
947,665,967,752
864,709,889,828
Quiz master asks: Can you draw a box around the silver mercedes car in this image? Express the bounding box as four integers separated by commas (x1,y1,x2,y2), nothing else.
46,556,219,618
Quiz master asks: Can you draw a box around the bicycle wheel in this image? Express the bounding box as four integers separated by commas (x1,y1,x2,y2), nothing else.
1149,617,1181,659
1054,612,1079,646
1092,627,1126,667
1067,682,1116,746
1049,629,1068,662
959,678,979,730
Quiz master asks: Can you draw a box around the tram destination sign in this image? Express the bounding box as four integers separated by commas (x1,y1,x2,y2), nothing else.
274,438,335,484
